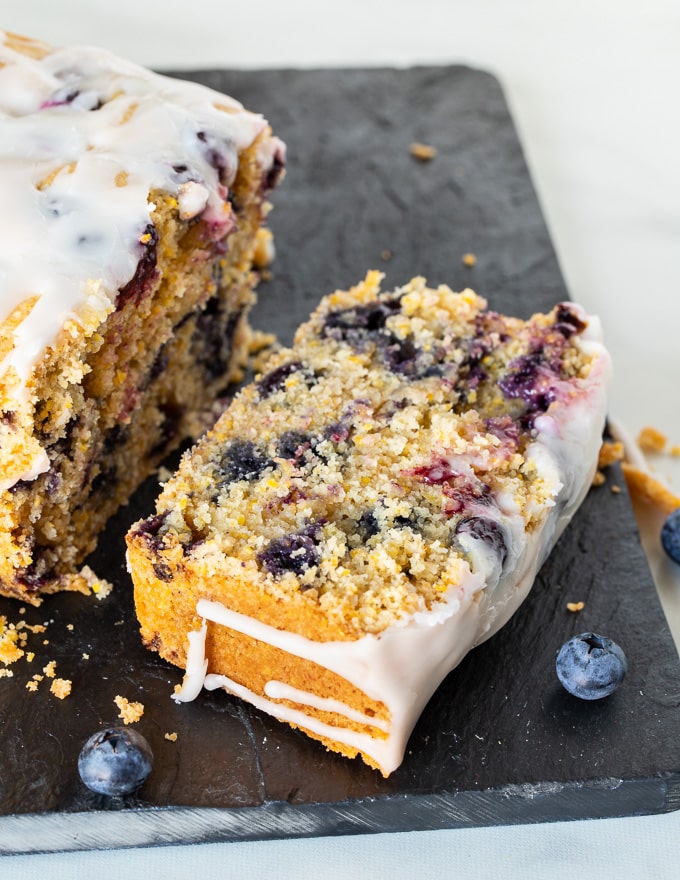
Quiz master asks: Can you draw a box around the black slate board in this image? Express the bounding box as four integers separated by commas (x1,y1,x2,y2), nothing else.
2,66,680,855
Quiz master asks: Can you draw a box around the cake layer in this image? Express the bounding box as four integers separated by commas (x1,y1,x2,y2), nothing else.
0,32,285,602
126,272,611,775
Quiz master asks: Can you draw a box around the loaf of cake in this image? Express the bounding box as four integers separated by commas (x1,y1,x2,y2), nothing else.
0,31,285,603
126,272,611,775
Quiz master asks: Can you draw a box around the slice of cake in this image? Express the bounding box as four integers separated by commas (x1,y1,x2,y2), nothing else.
126,272,611,776
0,31,285,603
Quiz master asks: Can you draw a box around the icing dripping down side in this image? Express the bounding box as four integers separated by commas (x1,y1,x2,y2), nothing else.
171,328,610,775
0,32,284,400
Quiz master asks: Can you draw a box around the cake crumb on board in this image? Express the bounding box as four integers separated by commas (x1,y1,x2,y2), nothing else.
114,694,145,724
409,141,437,161
50,678,72,699
607,420,680,515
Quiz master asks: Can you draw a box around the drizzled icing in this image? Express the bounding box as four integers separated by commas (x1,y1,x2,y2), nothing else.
173,331,611,775
0,32,283,484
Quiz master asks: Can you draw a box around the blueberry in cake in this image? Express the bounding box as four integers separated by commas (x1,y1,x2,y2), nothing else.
0,31,285,603
126,271,611,776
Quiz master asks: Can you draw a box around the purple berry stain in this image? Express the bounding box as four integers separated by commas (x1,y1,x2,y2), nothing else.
409,458,490,515
118,224,159,307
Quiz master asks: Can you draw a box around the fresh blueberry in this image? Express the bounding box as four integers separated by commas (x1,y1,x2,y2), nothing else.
78,728,153,797
556,632,627,700
661,508,680,564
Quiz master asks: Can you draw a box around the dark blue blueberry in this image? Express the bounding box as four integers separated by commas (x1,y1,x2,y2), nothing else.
216,440,273,484
379,333,420,376
455,336,492,394
257,362,304,398
485,416,521,449
196,130,233,182
556,632,627,700
89,462,117,496
16,562,52,593
276,430,312,459
135,512,168,541
321,296,452,381
78,728,153,797
393,513,421,533
498,351,558,418
263,144,286,193
118,224,159,307
322,297,402,340
193,299,242,382
454,516,507,563
357,510,380,540
498,352,542,398
322,421,350,443
145,343,169,386
554,303,587,338
259,528,321,578
152,560,174,582
661,508,680,564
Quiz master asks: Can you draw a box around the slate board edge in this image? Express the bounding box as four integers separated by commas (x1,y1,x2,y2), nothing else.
2,772,679,855
3,63,680,852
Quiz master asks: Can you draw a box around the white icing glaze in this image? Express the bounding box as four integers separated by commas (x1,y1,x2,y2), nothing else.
172,326,611,775
0,33,283,485
263,680,391,732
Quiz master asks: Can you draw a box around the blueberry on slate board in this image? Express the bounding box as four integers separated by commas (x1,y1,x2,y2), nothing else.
78,728,154,796
661,508,680,564
556,633,627,700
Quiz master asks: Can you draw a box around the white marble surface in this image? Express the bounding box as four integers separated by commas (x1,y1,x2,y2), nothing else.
2,1,680,876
